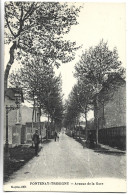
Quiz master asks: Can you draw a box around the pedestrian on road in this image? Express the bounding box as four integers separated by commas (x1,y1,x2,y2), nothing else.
54,131,57,142
32,129,40,156
88,131,94,148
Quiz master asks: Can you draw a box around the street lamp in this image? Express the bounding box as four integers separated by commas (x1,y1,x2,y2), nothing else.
5,86,21,154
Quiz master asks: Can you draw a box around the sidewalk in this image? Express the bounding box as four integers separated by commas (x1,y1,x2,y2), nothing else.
97,143,126,154
71,135,126,154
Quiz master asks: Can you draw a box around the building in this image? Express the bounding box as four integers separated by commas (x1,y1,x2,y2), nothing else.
4,87,24,147
94,76,126,149
4,88,46,147
96,76,126,129
21,105,40,125
19,105,47,144
23,122,47,144
20,105,41,144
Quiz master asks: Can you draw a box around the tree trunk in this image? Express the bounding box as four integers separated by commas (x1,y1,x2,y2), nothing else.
50,117,52,139
46,114,50,140
39,106,41,135
85,112,88,141
4,41,17,89
102,101,105,128
79,122,80,140
96,94,99,146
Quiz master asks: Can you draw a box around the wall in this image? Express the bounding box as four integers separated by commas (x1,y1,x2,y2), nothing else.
4,96,17,146
102,84,126,128
24,122,46,143
21,105,33,125
21,105,40,125
94,82,126,130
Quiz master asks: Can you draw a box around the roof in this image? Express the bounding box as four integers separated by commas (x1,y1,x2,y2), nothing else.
5,87,24,102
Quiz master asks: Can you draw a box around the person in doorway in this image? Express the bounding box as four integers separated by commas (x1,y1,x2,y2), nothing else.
54,131,57,142
32,129,40,156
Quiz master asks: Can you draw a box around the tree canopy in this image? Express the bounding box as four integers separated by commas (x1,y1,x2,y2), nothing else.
5,2,81,88
9,56,64,126
75,40,124,88
74,40,125,144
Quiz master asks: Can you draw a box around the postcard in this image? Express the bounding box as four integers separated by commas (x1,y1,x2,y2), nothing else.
3,1,126,192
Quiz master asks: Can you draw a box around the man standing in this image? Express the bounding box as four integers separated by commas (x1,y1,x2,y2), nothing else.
32,129,40,156
54,131,57,142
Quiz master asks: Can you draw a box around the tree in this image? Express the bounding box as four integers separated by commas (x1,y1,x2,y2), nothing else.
75,40,125,145
5,2,81,88
64,80,94,140
63,89,81,131
72,81,94,140
9,57,64,138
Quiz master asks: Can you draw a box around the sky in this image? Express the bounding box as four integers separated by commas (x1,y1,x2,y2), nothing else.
56,2,126,100
55,2,126,120
4,2,126,120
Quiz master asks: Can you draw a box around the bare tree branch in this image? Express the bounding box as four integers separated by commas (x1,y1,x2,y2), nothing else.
22,3,35,21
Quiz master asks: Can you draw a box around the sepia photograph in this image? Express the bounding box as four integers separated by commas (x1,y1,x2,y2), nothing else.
3,1,126,192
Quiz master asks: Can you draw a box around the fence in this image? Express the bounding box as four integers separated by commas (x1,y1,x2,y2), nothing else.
98,126,126,150
67,126,126,150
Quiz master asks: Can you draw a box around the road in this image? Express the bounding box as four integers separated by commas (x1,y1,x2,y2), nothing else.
5,132,126,184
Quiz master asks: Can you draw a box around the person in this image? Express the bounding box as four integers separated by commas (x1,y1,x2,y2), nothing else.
32,129,40,156
54,131,57,142
88,131,94,148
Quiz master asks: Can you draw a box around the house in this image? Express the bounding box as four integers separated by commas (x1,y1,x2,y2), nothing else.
12,105,46,144
21,105,40,125
23,122,47,144
94,75,126,149
20,105,48,144
4,87,24,147
4,88,45,147
20,105,41,144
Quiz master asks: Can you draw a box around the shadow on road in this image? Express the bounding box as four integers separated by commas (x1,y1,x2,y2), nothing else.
42,139,51,144
94,147,126,156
